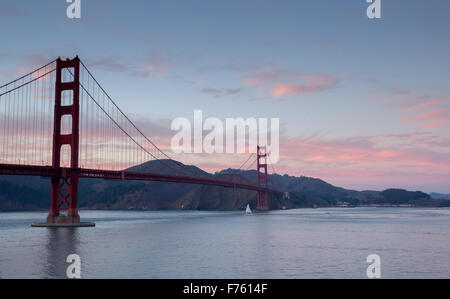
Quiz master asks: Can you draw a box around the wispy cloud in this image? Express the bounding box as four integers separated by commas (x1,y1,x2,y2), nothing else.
399,107,450,129
271,74,340,97
243,68,302,87
271,133,450,192
240,67,339,100
279,135,450,171
0,53,56,81
85,54,168,78
372,84,450,130
420,121,447,130
201,87,243,99
400,108,450,122
132,52,169,78
189,131,450,191
89,58,129,73
399,98,444,111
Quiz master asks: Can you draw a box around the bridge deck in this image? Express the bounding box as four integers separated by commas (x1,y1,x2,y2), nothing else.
0,163,282,194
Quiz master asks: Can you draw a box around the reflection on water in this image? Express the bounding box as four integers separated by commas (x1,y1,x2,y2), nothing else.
43,228,80,278
1,208,450,278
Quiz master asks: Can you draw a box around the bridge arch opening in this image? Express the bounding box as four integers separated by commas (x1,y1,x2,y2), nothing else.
61,67,75,83
61,90,74,106
61,114,72,135
60,144,71,168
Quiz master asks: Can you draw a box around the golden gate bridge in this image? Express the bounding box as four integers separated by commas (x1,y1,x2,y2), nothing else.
0,57,282,226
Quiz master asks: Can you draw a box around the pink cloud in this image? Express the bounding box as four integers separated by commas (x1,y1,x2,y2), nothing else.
400,108,450,123
132,51,169,78
380,86,449,130
420,121,446,130
276,134,450,175
241,67,339,99
400,98,444,111
271,74,339,97
267,134,450,192
243,68,302,87
185,132,450,191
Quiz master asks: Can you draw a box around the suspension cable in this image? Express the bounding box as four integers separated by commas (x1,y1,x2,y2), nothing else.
267,155,277,175
245,156,257,171
238,153,254,170
76,61,203,177
0,68,56,97
0,59,56,89
76,78,189,175
79,60,175,161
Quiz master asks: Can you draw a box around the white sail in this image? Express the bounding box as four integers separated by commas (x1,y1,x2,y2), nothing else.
245,204,252,215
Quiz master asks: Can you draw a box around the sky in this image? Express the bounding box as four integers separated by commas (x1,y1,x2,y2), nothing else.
0,0,449,193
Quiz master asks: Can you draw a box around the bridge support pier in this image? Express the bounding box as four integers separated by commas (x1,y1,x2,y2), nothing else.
47,171,80,224
256,146,269,211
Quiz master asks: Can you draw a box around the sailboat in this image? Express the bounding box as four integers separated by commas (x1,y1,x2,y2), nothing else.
245,204,252,215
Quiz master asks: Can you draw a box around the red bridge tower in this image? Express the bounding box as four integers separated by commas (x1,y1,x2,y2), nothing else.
47,57,81,225
256,145,269,210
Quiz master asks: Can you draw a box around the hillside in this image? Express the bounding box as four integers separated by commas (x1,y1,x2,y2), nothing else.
0,160,446,211
217,169,440,208
430,192,450,200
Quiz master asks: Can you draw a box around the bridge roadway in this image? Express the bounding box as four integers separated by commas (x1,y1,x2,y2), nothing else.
0,163,283,195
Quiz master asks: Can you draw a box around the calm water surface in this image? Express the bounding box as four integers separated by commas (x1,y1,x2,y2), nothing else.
1,207,450,278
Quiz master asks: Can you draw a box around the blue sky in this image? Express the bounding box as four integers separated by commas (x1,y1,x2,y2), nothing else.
1,0,449,192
